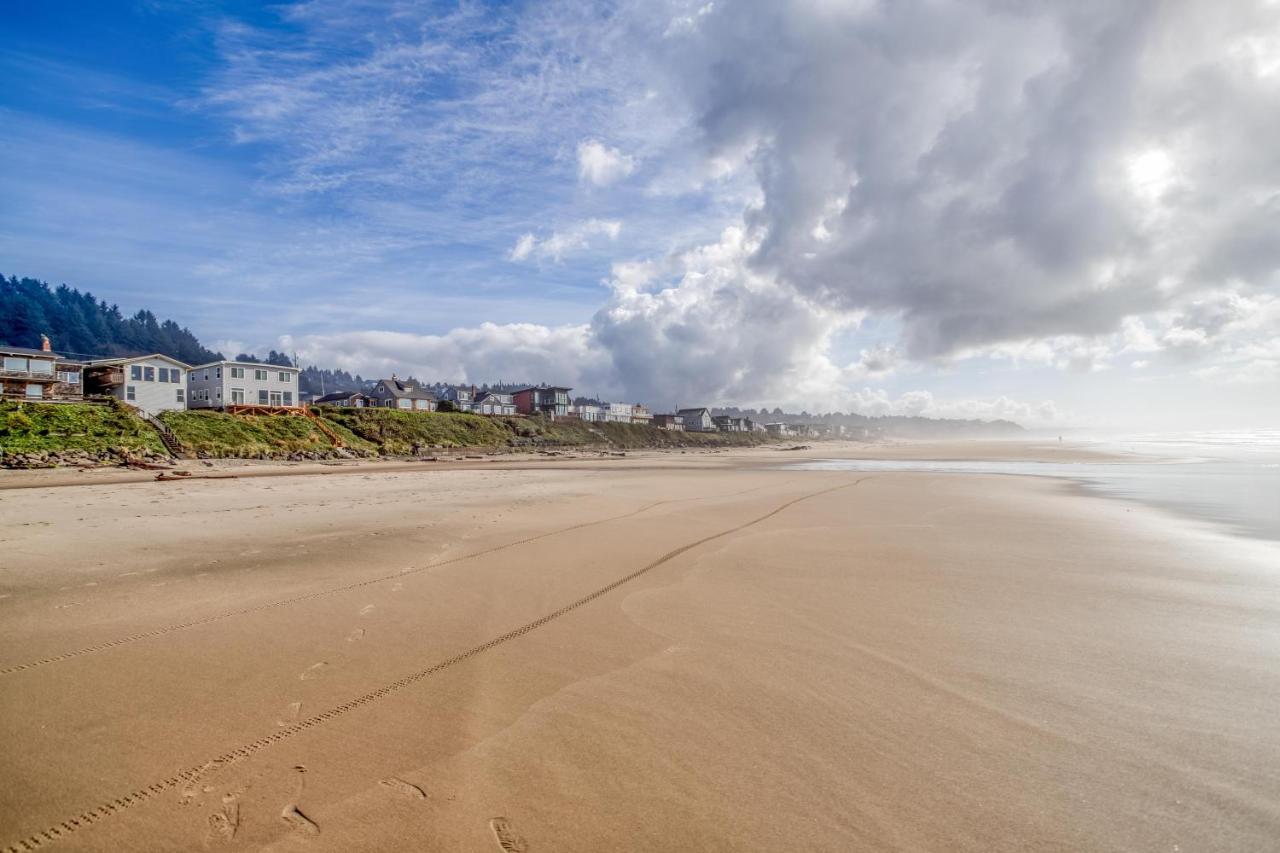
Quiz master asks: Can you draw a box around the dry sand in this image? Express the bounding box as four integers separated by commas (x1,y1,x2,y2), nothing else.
1,441,1277,852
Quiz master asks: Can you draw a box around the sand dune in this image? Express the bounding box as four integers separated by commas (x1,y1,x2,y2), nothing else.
1,443,1276,851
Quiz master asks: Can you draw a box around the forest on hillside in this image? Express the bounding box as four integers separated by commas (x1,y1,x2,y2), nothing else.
1,275,222,364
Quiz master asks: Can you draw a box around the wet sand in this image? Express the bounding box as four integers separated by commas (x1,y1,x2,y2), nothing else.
1,441,1277,851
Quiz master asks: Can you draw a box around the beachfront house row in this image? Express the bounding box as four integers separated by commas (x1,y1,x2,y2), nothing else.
0,339,83,403
83,354,190,414
313,390,372,407
187,361,301,410
369,378,437,411
677,407,715,432
652,413,684,431
474,391,516,415
514,385,571,418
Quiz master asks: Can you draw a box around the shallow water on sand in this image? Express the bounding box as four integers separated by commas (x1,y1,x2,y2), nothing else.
793,435,1280,543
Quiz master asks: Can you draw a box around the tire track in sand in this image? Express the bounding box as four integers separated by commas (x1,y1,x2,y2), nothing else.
0,483,776,677
0,478,864,853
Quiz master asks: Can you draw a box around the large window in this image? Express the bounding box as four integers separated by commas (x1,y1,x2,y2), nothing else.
254,369,268,381
143,366,155,382
126,385,136,401
3,356,26,371
258,389,269,404
29,359,53,375
25,383,42,398
230,367,245,379
278,372,291,382
283,391,293,406
131,365,143,380
269,391,283,406
230,388,245,404
157,368,169,383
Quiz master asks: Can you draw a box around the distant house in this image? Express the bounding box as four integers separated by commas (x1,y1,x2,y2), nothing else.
83,353,190,414
441,386,476,412
631,404,653,425
571,402,605,422
677,407,715,432
1,338,83,403
652,414,684,431
313,390,372,407
764,422,794,437
188,360,301,410
604,402,634,423
514,385,571,418
712,415,747,433
474,391,516,416
369,378,437,411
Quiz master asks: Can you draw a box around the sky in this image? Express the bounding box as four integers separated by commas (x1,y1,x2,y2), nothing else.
2,0,1279,429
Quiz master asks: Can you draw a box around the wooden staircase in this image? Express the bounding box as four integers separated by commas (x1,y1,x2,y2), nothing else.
298,406,345,448
140,411,185,457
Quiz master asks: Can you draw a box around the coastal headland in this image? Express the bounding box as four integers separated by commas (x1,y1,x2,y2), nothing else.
1,441,1276,852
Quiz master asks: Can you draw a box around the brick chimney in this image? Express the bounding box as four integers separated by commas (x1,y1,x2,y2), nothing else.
40,334,51,352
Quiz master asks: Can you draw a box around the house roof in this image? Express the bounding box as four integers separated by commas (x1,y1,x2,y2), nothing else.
375,378,437,400
677,407,711,417
189,359,300,371
475,391,513,402
514,385,572,393
85,353,192,370
314,390,367,404
1,344,61,358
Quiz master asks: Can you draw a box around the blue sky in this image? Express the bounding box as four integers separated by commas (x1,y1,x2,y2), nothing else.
3,1,1278,428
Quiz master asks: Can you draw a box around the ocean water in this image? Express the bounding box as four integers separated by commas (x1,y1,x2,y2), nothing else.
792,430,1280,543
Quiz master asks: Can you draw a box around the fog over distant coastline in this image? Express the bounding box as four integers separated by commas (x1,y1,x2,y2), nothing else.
4,1,1278,427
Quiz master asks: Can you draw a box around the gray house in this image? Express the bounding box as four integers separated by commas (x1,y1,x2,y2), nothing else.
677,407,715,432
83,354,190,414
474,391,516,415
369,378,437,411
313,390,372,407
188,360,300,410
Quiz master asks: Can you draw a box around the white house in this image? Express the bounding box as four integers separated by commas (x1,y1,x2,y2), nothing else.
82,354,190,414
187,360,301,410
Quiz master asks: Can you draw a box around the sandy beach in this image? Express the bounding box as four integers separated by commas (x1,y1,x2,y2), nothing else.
1,440,1278,852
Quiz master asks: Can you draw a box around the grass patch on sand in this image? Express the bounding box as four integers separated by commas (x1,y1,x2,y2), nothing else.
0,400,165,455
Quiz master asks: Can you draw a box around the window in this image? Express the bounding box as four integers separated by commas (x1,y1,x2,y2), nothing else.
279,372,290,382
143,366,155,382
126,385,136,401
172,370,182,383
230,388,245,404
176,389,185,403
215,367,222,379
203,371,210,381
269,391,283,406
131,365,143,380
3,356,26,371
25,383,42,398
254,369,268,381
258,389,269,405
283,391,293,406
29,359,53,375
57,371,80,384
157,368,169,383
230,367,245,379
215,388,222,399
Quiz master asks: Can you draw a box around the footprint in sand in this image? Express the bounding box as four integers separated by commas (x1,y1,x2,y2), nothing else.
277,701,302,726
300,662,327,680
359,604,375,616
379,778,427,800
281,804,319,835
207,794,240,842
346,627,365,643
490,817,529,852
